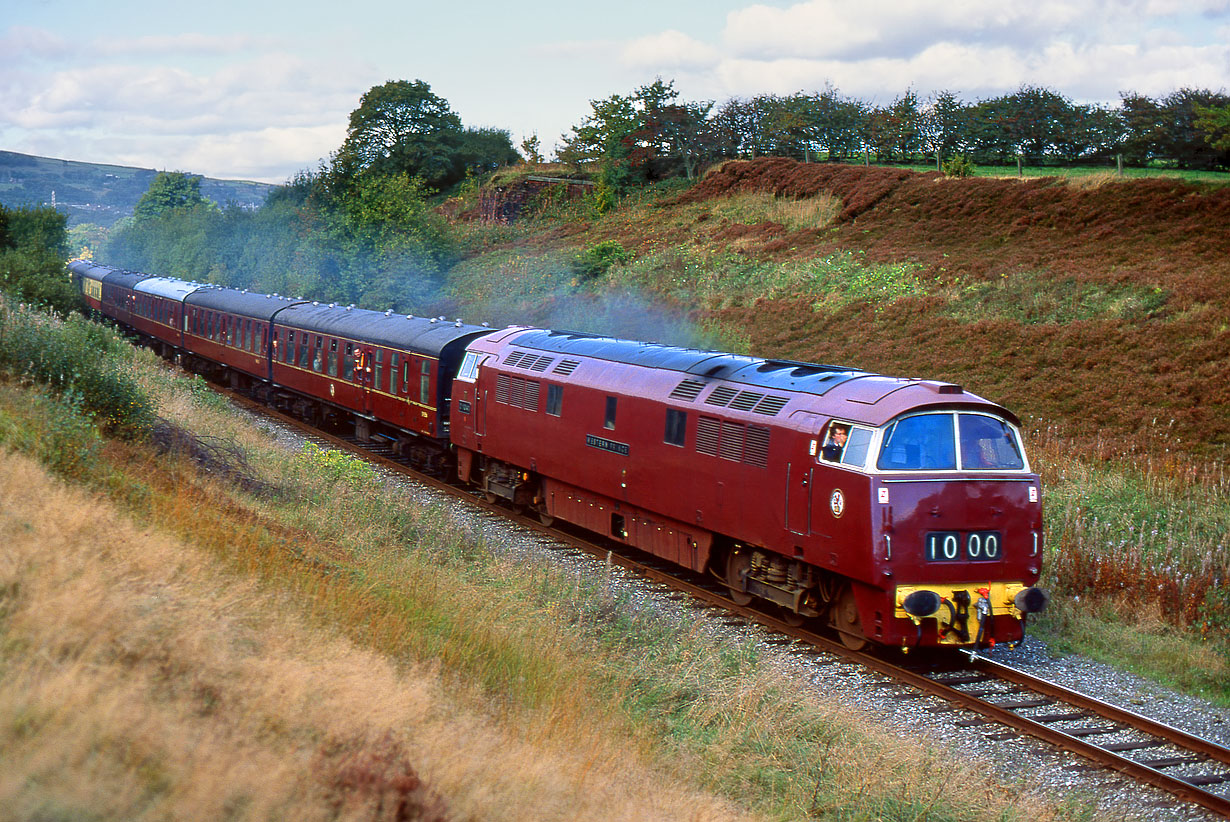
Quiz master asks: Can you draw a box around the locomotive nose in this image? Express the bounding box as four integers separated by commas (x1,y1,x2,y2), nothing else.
1013,586,1050,614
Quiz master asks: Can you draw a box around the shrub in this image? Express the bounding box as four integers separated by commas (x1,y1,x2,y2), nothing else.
0,298,154,438
572,240,632,281
942,154,975,178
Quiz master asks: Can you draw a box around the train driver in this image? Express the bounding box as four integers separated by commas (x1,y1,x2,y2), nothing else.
821,423,848,462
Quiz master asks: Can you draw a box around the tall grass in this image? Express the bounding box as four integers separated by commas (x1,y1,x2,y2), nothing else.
1028,422,1230,699
616,246,926,311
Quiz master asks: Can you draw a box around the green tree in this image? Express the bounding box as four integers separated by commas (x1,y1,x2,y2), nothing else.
133,171,212,220
332,80,516,191
334,80,460,188
1194,102,1230,152
0,204,78,315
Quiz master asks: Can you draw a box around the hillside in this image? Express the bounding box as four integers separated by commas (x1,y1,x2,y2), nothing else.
0,150,276,227
469,159,1230,458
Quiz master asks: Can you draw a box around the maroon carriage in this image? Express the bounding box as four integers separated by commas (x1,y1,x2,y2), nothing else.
271,303,489,463
450,328,1048,650
182,287,292,387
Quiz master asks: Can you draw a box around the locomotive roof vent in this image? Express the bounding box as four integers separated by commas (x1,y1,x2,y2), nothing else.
937,383,964,394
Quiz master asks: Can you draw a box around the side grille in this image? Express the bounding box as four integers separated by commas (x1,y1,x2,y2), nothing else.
704,385,739,407
495,373,539,411
719,421,745,462
745,425,771,468
553,359,580,376
696,416,720,457
729,390,765,411
753,395,789,416
669,379,705,401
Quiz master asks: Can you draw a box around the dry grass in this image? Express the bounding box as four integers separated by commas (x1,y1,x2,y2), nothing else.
706,191,842,232
0,447,759,821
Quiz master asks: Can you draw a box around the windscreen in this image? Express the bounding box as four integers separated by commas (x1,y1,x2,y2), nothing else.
877,412,1026,471
958,413,1025,470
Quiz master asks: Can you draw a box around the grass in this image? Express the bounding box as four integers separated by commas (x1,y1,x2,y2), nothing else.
896,161,1230,185
0,303,1085,821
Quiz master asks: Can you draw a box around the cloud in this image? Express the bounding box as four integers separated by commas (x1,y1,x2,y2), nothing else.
93,32,277,57
622,30,720,71
0,26,68,60
722,0,1087,61
621,0,1229,105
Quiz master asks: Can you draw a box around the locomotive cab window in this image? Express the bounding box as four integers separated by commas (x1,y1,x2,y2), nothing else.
457,351,483,382
877,412,1026,472
546,384,563,416
820,422,873,469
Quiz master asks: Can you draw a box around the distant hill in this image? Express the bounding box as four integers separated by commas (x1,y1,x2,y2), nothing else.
0,150,277,227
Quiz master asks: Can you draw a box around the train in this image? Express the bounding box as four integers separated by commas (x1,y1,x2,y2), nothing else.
69,259,1049,652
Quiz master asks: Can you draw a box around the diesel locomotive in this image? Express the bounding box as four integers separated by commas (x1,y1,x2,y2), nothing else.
70,259,1049,651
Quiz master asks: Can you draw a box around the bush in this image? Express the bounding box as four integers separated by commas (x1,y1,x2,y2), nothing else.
0,298,155,438
572,240,631,281
942,154,975,178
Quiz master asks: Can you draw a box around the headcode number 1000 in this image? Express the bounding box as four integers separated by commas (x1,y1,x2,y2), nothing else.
924,531,1003,562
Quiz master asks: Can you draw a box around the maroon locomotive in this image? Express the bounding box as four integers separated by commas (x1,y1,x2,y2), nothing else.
450,328,1048,651
70,260,1048,651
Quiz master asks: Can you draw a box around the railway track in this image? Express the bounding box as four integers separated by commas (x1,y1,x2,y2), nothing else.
216,386,1230,818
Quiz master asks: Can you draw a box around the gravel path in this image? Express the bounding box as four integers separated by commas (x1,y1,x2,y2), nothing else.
253,415,1230,822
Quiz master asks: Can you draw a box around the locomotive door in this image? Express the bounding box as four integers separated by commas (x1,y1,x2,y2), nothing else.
785,462,813,535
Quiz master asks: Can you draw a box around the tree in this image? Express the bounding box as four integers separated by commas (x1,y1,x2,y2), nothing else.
920,90,969,166
133,171,212,220
0,204,78,315
334,80,459,189
1194,103,1230,151
521,134,544,165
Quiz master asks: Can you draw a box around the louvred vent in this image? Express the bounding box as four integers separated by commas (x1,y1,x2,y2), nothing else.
669,379,705,401
753,395,789,416
696,417,720,456
553,359,580,376
704,385,738,407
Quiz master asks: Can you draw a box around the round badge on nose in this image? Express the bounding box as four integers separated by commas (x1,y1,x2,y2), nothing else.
830,489,845,518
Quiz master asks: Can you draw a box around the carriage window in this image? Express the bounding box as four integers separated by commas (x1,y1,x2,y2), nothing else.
877,413,956,471
374,349,384,389
344,343,355,380
664,408,686,446
388,353,398,393
958,414,1025,470
327,339,338,376
312,337,324,372
420,360,431,405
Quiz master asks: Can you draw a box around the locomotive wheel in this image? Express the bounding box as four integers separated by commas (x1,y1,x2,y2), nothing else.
725,549,753,606
535,508,555,527
832,587,868,650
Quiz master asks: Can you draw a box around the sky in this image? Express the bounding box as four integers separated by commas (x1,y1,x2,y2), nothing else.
3,0,1228,184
